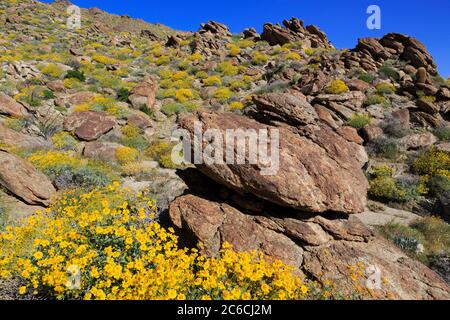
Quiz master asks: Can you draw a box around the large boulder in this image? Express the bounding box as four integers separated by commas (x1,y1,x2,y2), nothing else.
179,110,368,214
253,92,318,126
129,76,158,111
261,17,332,48
0,123,47,149
0,93,28,118
169,194,450,300
0,149,56,206
64,111,116,141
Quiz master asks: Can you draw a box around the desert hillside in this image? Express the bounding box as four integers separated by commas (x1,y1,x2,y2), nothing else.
0,0,449,300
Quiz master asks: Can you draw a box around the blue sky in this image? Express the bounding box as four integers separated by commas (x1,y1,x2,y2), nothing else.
42,0,450,76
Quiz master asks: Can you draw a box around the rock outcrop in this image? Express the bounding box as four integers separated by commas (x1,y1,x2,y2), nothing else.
179,110,368,214
64,111,116,141
0,149,56,206
261,17,332,49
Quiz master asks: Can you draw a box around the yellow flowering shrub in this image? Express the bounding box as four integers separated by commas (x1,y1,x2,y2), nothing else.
51,132,78,150
414,147,450,177
214,87,233,103
92,54,118,66
0,184,322,300
227,44,241,57
217,61,239,76
252,51,269,65
203,76,222,87
175,88,194,103
325,80,350,94
284,51,301,60
116,146,139,165
40,63,64,78
229,101,244,111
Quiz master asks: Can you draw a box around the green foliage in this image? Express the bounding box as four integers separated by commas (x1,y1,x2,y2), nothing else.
358,73,375,84
369,165,409,202
117,88,130,102
376,83,396,95
371,137,400,160
65,70,86,82
213,87,233,103
161,102,187,117
121,124,149,151
364,94,387,106
347,114,372,129
378,216,450,264
379,61,399,80
40,63,64,78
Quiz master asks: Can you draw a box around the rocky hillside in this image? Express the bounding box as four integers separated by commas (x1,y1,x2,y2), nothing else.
0,0,449,300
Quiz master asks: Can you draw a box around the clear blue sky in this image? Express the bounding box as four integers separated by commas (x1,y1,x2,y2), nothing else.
42,0,450,77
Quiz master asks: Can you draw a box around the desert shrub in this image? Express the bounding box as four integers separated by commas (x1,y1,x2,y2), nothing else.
92,54,118,65
371,137,400,160
175,89,194,103
378,216,450,264
358,73,375,84
0,199,8,231
229,79,249,91
0,183,343,300
364,94,387,106
65,70,86,82
63,78,83,90
144,140,180,169
376,83,396,95
369,165,408,202
284,52,301,61
252,51,269,65
51,131,77,150
347,114,372,129
381,119,410,138
4,118,26,132
419,95,436,103
161,102,186,117
227,44,241,57
214,87,233,103
324,80,349,94
229,101,244,111
40,63,64,78
28,151,115,190
217,61,239,76
117,88,130,102
379,61,399,80
427,174,450,198
413,147,450,177
116,146,139,165
203,76,222,87
120,124,148,151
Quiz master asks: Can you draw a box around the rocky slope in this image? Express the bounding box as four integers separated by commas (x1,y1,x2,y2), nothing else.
0,0,449,299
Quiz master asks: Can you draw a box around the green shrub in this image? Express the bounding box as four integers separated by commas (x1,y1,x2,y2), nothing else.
117,88,130,102
65,70,86,82
379,216,450,264
161,102,186,117
364,94,387,106
358,73,375,84
376,83,396,95
28,151,116,190
433,126,450,141
213,87,233,103
371,137,400,160
347,114,372,129
379,61,399,80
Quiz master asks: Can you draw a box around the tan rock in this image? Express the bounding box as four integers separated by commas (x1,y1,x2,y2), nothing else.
0,149,56,206
179,110,368,214
0,93,28,118
64,111,116,141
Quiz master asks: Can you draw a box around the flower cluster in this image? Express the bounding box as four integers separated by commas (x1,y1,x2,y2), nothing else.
0,184,332,300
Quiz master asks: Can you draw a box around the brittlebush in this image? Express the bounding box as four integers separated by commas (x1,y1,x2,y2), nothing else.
0,184,322,300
